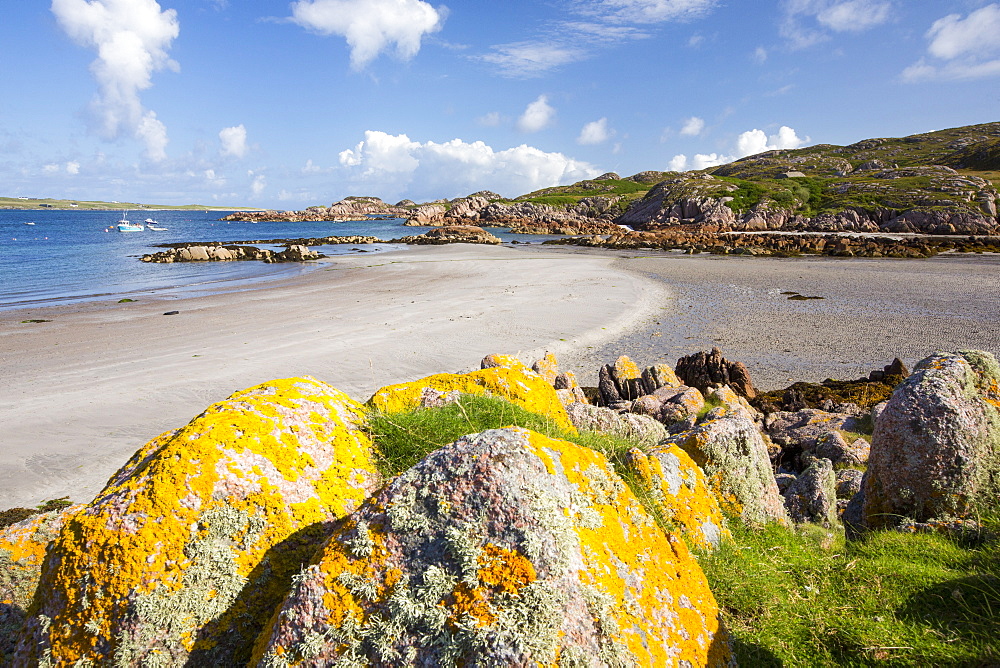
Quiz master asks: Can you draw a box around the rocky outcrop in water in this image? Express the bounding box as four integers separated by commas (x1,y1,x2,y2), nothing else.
392,225,502,245
141,243,324,263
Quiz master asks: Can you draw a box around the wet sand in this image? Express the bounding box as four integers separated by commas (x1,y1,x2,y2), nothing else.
557,249,1000,390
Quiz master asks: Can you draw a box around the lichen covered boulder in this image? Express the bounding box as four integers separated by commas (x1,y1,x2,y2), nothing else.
864,350,1000,530
626,446,731,551
254,427,732,666
1,505,83,663
367,365,575,432
783,458,838,527
663,415,790,526
565,402,668,447
16,377,380,666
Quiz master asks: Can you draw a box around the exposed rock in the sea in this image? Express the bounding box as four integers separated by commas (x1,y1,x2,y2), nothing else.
141,243,325,263
626,445,731,551
662,414,790,526
391,225,502,245
15,378,380,666
863,350,1000,530
253,427,733,666
676,347,757,399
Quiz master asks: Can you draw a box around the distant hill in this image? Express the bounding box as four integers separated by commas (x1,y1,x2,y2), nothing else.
0,197,259,211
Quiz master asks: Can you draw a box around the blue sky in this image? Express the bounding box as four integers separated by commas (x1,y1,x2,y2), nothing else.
1,0,998,208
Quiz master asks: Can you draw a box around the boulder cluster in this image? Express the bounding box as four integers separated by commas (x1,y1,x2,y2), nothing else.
3,347,999,665
548,228,1000,258
142,244,323,263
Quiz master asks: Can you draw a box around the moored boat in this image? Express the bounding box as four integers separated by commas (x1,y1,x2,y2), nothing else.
116,210,144,232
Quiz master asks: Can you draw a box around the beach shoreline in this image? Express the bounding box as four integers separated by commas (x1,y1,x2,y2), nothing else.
3,243,999,509
0,244,664,508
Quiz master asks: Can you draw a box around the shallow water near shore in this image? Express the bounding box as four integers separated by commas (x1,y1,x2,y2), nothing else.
0,209,551,309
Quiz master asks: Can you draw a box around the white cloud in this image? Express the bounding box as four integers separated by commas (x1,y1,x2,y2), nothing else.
582,0,718,24
752,46,768,64
477,111,503,127
666,152,733,171
736,126,809,157
668,125,808,172
480,0,718,76
66,161,80,175
51,0,180,160
781,0,893,49
290,0,445,69
577,118,613,145
479,43,586,78
902,4,1000,82
517,95,556,133
249,170,266,197
219,124,249,158
816,0,892,32
337,130,601,200
668,154,688,171
43,163,60,174
679,116,705,136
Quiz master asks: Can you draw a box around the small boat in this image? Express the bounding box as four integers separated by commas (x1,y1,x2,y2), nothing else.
117,210,144,232
146,221,168,231
24,222,35,225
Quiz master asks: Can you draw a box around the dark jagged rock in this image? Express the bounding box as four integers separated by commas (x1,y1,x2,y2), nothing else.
676,347,757,399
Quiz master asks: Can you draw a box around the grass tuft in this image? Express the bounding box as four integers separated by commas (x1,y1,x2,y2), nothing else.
701,517,1000,666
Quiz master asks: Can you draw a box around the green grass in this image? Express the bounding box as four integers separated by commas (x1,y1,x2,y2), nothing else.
368,394,636,479
367,395,1000,666
702,519,1000,666
367,394,670,530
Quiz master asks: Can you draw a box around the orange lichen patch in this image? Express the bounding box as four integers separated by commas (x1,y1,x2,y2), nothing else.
451,583,496,628
477,543,536,595
17,377,380,667
1,505,85,662
367,365,576,432
627,446,730,551
0,505,82,568
518,429,730,666
481,353,531,371
532,351,561,385
613,355,642,382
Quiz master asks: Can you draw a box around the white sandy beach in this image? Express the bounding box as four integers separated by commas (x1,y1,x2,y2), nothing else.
3,243,1000,509
0,244,664,508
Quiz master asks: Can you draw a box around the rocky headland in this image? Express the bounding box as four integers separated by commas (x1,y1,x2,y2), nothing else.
215,123,1000,255
4,346,999,664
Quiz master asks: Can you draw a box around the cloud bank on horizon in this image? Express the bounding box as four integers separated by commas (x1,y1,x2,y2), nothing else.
1,1,996,207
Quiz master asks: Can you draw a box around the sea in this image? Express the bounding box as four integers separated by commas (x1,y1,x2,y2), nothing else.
0,209,554,311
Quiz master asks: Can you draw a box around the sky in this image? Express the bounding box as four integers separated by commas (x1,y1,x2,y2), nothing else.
1,1,999,208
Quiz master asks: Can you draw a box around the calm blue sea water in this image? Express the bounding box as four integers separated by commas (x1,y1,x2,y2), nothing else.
0,209,553,310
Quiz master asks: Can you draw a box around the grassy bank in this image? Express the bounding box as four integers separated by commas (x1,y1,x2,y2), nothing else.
369,396,1000,667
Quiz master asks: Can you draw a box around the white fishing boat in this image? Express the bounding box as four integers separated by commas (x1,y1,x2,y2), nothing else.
116,210,144,232
145,219,168,231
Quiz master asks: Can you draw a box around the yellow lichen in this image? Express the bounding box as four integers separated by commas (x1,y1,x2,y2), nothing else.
367,366,576,432
627,446,731,551
20,376,379,666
